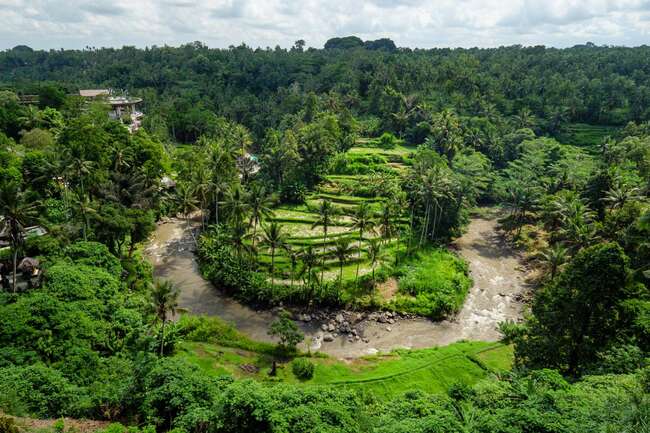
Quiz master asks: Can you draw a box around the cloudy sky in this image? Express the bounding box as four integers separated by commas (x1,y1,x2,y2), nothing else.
1,0,650,50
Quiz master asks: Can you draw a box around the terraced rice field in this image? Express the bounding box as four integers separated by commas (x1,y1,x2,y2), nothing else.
258,142,417,287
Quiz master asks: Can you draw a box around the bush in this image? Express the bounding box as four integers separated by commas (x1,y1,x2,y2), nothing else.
44,262,121,302
64,242,122,275
141,358,220,428
291,358,315,380
0,365,79,418
370,132,401,149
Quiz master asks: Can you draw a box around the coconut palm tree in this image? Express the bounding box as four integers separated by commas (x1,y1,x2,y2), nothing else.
333,238,353,287
299,246,319,286
312,200,335,280
418,166,452,244
72,191,97,242
351,203,376,284
367,239,383,285
537,244,568,280
513,107,536,129
210,177,230,233
247,184,275,250
191,165,211,230
230,220,254,264
261,222,287,286
0,182,39,292
222,185,250,227
174,183,199,245
378,202,395,243
284,245,300,289
149,279,179,356
603,183,643,211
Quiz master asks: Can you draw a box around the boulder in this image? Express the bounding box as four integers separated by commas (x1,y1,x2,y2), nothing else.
323,333,334,342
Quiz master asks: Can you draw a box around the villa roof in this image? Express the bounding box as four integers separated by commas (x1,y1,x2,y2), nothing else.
79,89,110,97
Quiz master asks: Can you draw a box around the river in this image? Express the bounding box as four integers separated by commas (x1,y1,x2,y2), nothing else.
145,209,530,359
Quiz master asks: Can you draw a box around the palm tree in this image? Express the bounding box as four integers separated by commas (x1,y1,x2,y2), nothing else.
513,107,536,129
72,191,97,242
230,220,254,263
537,244,568,280
261,222,287,286
603,183,643,211
367,239,382,285
378,202,394,243
149,280,180,356
333,238,353,287
351,203,376,283
64,155,95,199
299,246,319,286
418,166,452,244
312,200,335,280
222,186,250,227
0,183,39,292
284,245,300,289
191,165,211,230
174,183,199,245
210,177,230,233
247,184,275,250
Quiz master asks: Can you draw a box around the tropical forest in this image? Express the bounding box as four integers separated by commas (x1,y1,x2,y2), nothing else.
0,37,649,432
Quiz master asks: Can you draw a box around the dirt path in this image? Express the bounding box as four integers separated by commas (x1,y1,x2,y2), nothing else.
145,209,530,358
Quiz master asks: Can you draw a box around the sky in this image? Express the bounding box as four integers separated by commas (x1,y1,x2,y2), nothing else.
1,0,650,50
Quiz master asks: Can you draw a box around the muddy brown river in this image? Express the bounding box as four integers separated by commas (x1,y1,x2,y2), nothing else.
145,209,530,359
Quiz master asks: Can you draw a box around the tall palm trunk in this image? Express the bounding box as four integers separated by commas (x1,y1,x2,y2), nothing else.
270,247,276,286
355,230,363,283
159,319,166,356
320,226,327,281
12,247,18,293
214,199,220,235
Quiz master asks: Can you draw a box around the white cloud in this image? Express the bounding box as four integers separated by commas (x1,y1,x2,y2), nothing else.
1,0,649,49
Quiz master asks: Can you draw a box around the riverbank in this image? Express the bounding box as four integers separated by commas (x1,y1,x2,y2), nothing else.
145,208,531,358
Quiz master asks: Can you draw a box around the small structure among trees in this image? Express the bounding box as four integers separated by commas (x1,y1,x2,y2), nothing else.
79,89,143,133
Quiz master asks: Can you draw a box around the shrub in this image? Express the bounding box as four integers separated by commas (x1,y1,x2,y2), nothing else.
291,358,315,380
141,358,220,429
44,262,121,302
376,132,399,149
0,365,79,418
64,242,122,275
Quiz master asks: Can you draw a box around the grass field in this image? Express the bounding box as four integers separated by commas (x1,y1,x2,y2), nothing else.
175,339,513,399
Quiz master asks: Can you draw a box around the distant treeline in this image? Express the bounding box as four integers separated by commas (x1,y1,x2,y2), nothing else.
2,41,650,141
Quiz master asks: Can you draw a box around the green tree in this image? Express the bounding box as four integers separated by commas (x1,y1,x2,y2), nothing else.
174,183,199,245
268,310,304,352
0,181,39,292
247,183,275,250
514,243,644,376
261,222,287,286
351,203,376,284
150,280,180,356
312,200,335,280
333,238,353,287
537,243,568,280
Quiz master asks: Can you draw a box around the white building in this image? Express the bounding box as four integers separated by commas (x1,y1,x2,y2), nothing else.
79,89,144,133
